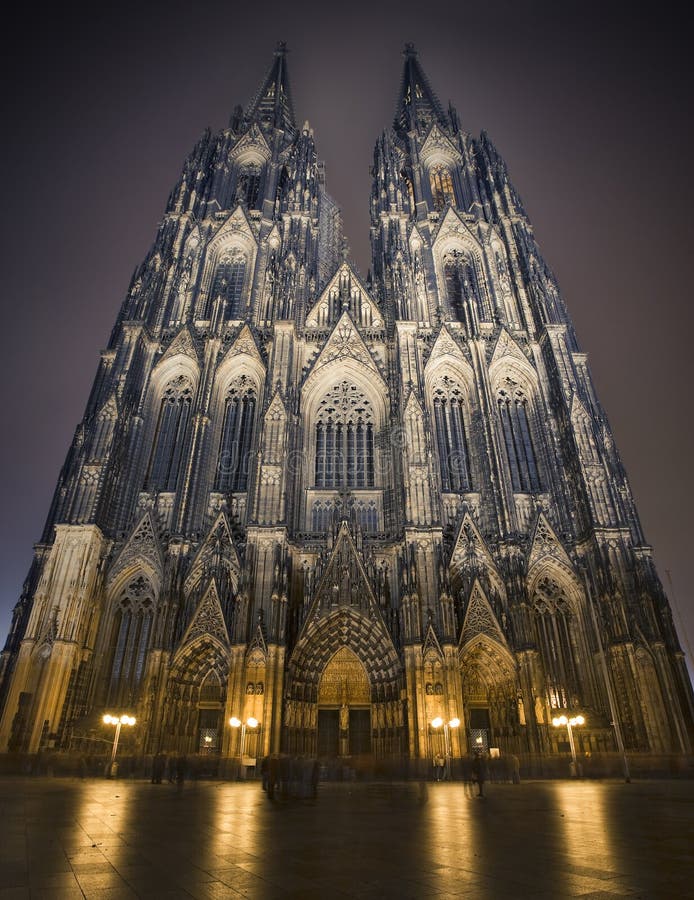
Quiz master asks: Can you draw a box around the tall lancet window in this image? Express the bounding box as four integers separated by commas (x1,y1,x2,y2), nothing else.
215,376,257,492
108,575,155,706
314,381,375,489
206,249,247,319
443,249,485,325
145,374,193,492
432,377,472,492
497,386,541,492
236,162,262,209
532,576,581,710
429,164,455,210
90,403,116,460
400,167,415,212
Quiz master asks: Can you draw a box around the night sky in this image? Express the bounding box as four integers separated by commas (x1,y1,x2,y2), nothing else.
1,2,692,673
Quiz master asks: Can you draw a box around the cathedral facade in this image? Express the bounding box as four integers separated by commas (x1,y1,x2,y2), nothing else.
1,44,692,772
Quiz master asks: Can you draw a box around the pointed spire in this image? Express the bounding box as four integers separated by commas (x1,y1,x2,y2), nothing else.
394,44,448,135
244,41,296,137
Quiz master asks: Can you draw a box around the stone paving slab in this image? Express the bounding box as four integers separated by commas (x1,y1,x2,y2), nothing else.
0,777,692,898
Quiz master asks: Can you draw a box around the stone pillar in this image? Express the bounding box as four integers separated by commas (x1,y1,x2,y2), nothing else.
0,525,106,752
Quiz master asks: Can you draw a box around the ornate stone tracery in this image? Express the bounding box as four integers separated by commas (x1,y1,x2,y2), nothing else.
314,381,375,489
1,44,690,768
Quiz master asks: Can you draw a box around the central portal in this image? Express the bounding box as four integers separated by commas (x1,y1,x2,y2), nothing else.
317,709,339,756
317,647,371,757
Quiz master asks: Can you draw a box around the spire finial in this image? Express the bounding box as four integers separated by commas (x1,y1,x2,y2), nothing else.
243,42,296,136
394,45,447,135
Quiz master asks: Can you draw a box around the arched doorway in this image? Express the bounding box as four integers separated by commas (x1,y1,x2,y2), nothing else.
317,647,371,758
285,607,403,760
161,636,228,759
460,638,522,756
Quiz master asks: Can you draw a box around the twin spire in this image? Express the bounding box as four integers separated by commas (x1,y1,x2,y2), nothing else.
394,43,449,135
240,42,450,138
243,41,296,136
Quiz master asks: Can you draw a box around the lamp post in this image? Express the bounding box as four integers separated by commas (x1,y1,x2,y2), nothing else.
229,716,259,778
431,716,460,780
552,714,584,776
102,713,136,777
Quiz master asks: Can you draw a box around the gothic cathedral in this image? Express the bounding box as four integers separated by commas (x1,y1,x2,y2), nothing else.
1,44,692,772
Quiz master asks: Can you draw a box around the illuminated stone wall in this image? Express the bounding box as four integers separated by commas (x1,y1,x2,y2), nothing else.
1,44,692,765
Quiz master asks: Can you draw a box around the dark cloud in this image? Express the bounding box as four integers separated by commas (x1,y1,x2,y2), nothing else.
1,2,692,671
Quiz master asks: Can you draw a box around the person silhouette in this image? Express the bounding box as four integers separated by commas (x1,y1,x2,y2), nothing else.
471,750,486,798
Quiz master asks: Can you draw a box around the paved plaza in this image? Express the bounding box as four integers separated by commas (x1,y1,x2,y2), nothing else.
0,776,692,899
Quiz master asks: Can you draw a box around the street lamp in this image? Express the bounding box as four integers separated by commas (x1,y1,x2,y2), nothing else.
229,716,260,777
431,716,460,779
102,713,136,777
552,713,584,776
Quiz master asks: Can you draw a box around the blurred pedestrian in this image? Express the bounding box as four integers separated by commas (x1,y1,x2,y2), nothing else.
279,754,290,802
151,752,165,784
471,750,486,798
310,758,320,800
176,754,187,790
268,754,279,800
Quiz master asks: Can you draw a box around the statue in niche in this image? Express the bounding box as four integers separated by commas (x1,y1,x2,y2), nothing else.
284,700,294,726
534,695,545,724
517,694,526,726
256,682,264,695
246,682,255,694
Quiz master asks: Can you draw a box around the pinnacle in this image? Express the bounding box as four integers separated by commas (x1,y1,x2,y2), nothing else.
243,42,296,136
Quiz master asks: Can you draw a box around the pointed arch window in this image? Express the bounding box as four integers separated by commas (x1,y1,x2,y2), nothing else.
236,162,262,209
430,163,455,210
432,377,472,492
206,249,247,319
497,385,541,492
90,405,116,460
400,167,415,212
532,576,581,709
311,498,338,532
199,670,224,702
215,376,257,492
276,165,289,206
443,249,486,325
108,575,155,706
314,381,375,489
145,375,193,492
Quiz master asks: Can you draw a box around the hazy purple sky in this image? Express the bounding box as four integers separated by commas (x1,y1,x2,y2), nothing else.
1,2,692,671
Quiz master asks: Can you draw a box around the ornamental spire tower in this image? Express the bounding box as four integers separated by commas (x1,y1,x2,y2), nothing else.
394,42,450,136
369,44,693,760
0,46,691,771
243,41,296,136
